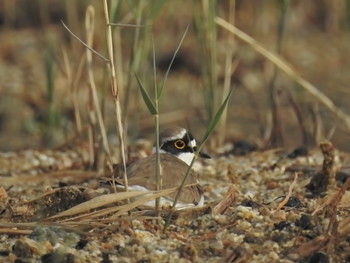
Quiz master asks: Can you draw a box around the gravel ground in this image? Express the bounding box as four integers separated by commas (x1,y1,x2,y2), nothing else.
1,141,350,263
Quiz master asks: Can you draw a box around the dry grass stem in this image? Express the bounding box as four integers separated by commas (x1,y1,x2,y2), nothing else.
47,191,145,220
102,0,128,192
109,188,178,219
45,187,178,222
0,229,32,235
215,17,350,132
275,172,299,211
212,185,237,215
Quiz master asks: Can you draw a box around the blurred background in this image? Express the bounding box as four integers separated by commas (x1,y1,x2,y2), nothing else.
0,0,349,152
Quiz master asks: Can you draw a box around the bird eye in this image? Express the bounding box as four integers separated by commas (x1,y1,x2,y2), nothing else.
174,139,186,149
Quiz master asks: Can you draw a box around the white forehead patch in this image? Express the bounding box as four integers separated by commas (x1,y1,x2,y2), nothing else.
161,128,187,144
189,139,197,148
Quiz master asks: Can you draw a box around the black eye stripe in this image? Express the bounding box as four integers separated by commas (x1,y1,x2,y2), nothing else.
161,139,195,154
159,131,197,155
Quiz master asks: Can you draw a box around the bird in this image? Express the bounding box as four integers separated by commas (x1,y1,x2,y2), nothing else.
102,126,210,209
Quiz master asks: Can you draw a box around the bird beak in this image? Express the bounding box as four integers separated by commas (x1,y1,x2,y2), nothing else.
199,150,211,159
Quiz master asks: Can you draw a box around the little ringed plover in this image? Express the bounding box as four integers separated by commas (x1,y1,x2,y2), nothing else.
104,126,210,209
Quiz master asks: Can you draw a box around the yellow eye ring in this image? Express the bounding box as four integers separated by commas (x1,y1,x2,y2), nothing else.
174,139,186,149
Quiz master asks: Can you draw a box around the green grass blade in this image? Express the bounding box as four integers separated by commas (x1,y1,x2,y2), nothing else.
158,25,189,98
201,88,233,144
135,73,158,115
152,35,158,98
164,88,233,232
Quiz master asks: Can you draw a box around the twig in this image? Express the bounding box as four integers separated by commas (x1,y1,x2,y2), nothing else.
275,172,299,211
